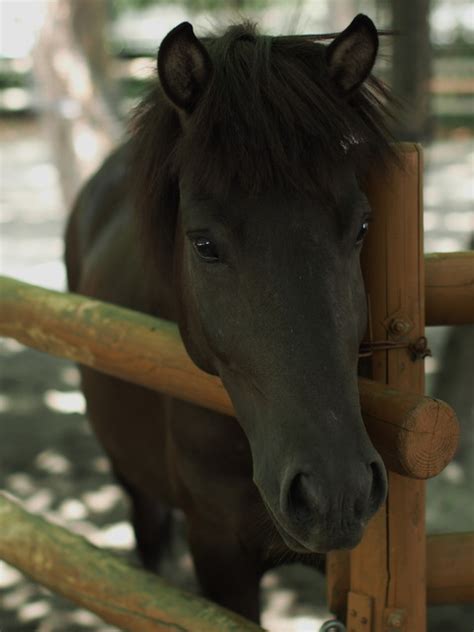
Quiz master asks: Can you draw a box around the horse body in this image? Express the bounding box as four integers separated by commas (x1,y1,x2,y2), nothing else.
65,15,394,621
66,147,288,618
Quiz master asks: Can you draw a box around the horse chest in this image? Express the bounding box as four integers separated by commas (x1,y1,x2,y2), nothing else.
168,400,253,480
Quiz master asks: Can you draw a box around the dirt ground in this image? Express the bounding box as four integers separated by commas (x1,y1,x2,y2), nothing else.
0,119,473,631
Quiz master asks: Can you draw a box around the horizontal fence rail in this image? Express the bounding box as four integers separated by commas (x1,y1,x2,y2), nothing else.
0,493,263,632
0,275,459,479
426,532,474,604
327,531,474,614
425,251,474,326
2,491,472,629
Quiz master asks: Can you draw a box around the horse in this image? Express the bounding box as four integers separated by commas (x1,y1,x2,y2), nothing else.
65,14,395,622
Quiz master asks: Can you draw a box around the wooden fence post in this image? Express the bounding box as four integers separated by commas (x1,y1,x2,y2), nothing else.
347,144,426,631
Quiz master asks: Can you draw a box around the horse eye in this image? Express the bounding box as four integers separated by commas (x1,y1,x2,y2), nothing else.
192,237,219,262
355,221,369,245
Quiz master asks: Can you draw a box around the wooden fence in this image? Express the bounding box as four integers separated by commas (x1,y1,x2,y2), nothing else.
0,143,473,631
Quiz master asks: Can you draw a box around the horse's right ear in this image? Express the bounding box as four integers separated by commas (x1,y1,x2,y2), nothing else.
158,22,212,113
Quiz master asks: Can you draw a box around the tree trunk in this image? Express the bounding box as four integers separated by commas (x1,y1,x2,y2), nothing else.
33,0,122,209
391,0,432,141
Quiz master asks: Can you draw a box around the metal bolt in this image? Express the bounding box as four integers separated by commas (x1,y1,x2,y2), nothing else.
388,613,403,628
389,317,411,336
319,620,347,631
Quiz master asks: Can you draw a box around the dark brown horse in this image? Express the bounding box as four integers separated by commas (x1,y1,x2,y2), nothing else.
65,14,394,622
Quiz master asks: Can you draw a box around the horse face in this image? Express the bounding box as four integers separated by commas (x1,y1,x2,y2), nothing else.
157,15,388,552
174,179,386,552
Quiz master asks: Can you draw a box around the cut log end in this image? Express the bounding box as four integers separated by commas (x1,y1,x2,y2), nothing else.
399,398,460,479
359,379,460,479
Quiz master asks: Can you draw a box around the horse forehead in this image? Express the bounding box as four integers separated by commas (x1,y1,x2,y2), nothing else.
180,167,361,220
232,192,355,238
182,187,335,222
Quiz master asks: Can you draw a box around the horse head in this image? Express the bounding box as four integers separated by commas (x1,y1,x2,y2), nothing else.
134,15,392,553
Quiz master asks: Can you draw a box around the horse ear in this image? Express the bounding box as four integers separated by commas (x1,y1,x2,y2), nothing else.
326,14,378,95
157,22,212,112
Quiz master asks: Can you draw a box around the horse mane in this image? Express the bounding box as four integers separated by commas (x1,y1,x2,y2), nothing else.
129,22,396,270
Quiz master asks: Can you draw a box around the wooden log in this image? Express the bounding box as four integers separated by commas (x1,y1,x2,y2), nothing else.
358,378,459,479
349,144,427,630
0,275,459,480
0,274,231,416
328,532,474,611
0,492,263,632
425,251,474,326
427,532,474,604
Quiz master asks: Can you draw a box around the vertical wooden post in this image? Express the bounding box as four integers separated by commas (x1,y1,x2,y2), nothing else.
347,144,426,631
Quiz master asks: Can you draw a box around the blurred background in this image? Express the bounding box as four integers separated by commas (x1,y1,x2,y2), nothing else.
0,1,472,630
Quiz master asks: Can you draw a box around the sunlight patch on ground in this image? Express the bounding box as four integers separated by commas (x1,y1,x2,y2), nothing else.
92,456,112,474
0,393,11,412
262,571,279,588
6,393,39,414
0,338,26,354
18,599,51,623
178,552,194,573
424,356,439,375
35,449,72,474
267,588,296,614
262,614,328,632
69,608,106,627
2,583,36,610
0,562,22,589
89,521,134,550
5,472,36,496
58,498,88,521
44,389,86,415
23,488,54,513
59,365,81,388
58,519,99,540
294,617,330,632
82,485,123,514
440,462,465,484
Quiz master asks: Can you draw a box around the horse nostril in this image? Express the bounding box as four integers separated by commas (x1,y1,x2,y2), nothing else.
287,472,319,523
368,458,387,514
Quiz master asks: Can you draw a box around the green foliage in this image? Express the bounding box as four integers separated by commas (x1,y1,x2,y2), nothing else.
0,72,28,90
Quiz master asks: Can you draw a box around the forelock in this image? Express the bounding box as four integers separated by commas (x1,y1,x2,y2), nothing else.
173,22,396,199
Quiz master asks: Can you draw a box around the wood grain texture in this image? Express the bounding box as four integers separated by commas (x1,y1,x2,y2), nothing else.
0,492,263,632
0,275,458,480
359,378,458,479
350,144,427,631
426,532,474,604
325,531,474,616
0,275,232,415
425,251,474,326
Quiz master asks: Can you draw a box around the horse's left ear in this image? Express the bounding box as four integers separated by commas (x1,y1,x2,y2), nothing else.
158,22,212,113
326,14,378,95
